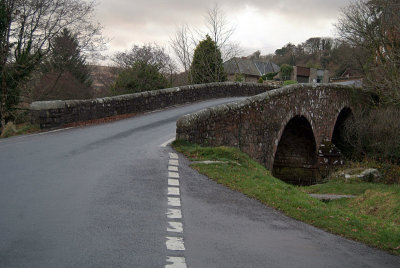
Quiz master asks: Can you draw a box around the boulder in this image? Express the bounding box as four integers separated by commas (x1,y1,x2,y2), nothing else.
331,168,382,183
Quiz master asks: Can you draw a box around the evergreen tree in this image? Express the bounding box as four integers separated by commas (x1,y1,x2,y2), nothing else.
190,35,226,84
45,28,92,87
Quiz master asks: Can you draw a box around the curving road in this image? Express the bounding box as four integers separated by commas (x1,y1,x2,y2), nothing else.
0,98,399,267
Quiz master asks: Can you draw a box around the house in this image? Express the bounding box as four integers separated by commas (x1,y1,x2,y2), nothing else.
290,66,330,83
224,57,280,82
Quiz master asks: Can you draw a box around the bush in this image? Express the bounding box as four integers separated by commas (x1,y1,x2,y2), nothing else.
343,106,400,164
234,73,244,82
258,77,263,83
264,72,278,80
0,122,16,138
283,80,298,86
280,64,293,81
112,61,169,95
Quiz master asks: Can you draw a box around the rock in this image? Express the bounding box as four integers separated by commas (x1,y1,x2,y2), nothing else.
309,193,356,201
332,168,382,183
357,168,382,182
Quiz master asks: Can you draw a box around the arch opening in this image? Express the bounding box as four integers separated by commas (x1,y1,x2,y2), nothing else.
272,116,318,185
332,107,354,157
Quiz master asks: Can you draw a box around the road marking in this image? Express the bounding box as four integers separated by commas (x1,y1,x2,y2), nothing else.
167,222,183,233
38,127,74,135
0,127,74,146
168,187,180,196
168,172,180,178
168,197,181,207
166,256,187,268
168,179,180,186
169,152,179,159
161,138,176,148
166,151,186,267
169,159,179,166
168,166,178,172
166,237,185,251
167,208,182,219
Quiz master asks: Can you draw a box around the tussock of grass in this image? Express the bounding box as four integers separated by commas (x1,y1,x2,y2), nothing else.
0,122,40,138
172,140,400,255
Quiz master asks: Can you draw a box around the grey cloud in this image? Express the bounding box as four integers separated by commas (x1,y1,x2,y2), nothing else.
95,0,352,55
98,0,349,29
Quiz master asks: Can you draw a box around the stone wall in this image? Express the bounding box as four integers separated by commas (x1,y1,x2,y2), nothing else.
30,82,277,129
176,83,364,183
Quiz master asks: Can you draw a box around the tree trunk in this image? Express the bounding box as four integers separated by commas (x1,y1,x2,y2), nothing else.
1,66,7,129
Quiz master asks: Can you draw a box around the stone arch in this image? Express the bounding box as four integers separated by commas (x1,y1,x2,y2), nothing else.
272,115,318,185
332,107,354,156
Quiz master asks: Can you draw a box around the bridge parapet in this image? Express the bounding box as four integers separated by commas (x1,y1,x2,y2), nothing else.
30,82,277,129
177,83,366,184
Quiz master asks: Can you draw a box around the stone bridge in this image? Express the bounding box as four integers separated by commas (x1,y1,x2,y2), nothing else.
176,83,366,185
30,82,366,185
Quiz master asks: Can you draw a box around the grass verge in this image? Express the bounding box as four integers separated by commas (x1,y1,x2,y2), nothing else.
172,140,400,255
0,122,40,138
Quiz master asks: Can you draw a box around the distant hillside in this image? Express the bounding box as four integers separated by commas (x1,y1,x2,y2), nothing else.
89,65,120,97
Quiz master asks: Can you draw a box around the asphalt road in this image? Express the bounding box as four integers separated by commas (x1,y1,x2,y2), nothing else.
0,98,399,267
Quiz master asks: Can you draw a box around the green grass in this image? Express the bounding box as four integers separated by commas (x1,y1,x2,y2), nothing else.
301,180,400,195
172,140,400,255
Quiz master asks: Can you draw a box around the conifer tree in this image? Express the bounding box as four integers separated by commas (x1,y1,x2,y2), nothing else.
190,35,226,84
45,28,92,87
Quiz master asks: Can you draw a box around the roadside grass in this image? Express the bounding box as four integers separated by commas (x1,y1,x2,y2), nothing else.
0,122,40,138
172,140,400,255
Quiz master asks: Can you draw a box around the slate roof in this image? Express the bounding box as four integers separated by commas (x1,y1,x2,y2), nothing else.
224,57,280,76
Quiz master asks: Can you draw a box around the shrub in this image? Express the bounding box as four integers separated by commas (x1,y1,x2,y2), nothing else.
280,64,293,81
234,73,244,82
112,61,169,95
0,122,16,138
343,106,400,164
283,80,298,86
258,77,263,83
265,72,278,80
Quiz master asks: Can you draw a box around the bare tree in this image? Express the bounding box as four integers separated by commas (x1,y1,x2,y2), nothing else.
170,4,241,82
170,24,195,77
112,44,177,90
336,0,400,103
204,4,242,61
0,0,104,129
113,44,176,76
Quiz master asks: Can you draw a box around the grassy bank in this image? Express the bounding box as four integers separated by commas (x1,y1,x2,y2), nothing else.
172,140,400,255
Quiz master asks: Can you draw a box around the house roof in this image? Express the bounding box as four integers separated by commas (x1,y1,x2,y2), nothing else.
224,57,280,77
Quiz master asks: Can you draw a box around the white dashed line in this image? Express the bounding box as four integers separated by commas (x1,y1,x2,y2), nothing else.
168,187,180,196
169,152,179,159
168,197,181,207
168,179,180,186
166,151,186,267
167,222,183,233
167,208,182,219
166,256,187,268
168,172,180,178
168,166,178,172
169,159,179,166
166,237,185,251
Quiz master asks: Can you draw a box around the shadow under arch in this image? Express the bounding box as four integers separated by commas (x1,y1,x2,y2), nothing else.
272,115,318,185
332,107,354,156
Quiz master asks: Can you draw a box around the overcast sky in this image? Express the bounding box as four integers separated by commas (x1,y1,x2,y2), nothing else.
95,0,351,64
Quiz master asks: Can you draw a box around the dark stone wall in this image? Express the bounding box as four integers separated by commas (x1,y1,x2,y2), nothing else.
30,82,277,129
176,83,364,181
